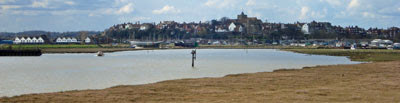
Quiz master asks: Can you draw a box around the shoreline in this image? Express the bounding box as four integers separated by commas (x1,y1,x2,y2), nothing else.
39,45,315,54
41,48,154,53
1,61,400,102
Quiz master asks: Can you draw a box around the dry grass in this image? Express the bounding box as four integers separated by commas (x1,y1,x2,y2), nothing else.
283,49,400,62
1,61,400,103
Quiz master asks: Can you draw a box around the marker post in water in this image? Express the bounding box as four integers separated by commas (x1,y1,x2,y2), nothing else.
191,49,196,67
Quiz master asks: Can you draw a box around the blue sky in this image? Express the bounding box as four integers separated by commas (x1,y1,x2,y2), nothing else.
0,0,399,32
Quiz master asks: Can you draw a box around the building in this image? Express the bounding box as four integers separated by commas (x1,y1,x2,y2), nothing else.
228,22,244,32
228,22,236,32
84,37,92,44
371,39,393,48
215,26,228,33
236,12,262,34
140,23,153,31
302,24,310,35
55,37,79,44
14,36,45,44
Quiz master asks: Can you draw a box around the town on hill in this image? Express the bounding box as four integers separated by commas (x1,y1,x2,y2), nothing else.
1,12,399,49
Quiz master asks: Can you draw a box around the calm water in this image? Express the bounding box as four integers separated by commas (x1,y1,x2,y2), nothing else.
0,49,360,97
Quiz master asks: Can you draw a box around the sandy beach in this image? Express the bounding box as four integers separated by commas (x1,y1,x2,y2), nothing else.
1,60,399,103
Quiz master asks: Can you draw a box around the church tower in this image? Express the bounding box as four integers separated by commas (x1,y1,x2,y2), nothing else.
237,11,248,20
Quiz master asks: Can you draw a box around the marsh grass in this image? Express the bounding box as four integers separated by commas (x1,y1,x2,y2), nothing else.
284,49,400,62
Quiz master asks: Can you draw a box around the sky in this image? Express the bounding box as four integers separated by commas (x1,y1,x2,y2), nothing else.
0,0,399,32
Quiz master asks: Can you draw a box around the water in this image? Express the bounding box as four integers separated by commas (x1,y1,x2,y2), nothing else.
0,49,360,97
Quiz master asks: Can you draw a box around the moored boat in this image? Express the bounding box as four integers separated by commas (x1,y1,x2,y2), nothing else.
97,51,104,57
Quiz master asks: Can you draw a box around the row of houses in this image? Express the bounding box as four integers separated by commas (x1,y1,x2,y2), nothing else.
54,37,91,44
14,37,46,44
13,36,92,44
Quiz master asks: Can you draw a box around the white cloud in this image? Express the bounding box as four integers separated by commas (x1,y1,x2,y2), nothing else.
362,12,375,18
204,0,238,8
0,5,21,10
310,9,327,19
152,5,181,14
114,0,129,5
347,0,360,9
246,0,256,6
0,0,16,4
323,0,342,6
247,10,261,17
88,3,134,16
11,10,44,15
204,0,217,7
117,3,134,14
31,0,49,8
64,1,75,5
119,16,151,22
299,6,309,19
50,9,86,16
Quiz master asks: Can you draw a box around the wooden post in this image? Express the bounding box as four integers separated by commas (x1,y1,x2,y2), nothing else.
191,50,196,67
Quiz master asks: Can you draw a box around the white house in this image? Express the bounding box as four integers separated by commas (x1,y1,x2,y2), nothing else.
56,37,64,43
84,37,91,44
238,25,244,32
26,37,32,43
20,37,26,44
55,37,79,44
302,24,310,35
38,37,44,43
229,23,236,32
215,26,228,33
32,37,38,43
14,37,22,44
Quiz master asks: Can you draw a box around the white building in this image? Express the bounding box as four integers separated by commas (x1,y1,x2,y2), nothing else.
140,25,148,31
14,37,22,44
229,23,236,32
14,36,45,44
371,39,393,48
238,25,244,32
215,28,228,33
84,37,91,44
302,24,310,35
55,37,79,44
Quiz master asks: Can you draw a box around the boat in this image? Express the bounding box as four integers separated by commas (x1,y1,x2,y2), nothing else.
351,44,356,50
97,51,104,57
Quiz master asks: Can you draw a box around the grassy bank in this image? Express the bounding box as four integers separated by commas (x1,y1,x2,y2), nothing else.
0,44,100,49
0,44,146,53
41,48,152,53
283,49,400,62
198,45,317,49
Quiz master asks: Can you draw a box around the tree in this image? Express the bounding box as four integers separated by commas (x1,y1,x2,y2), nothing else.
219,17,230,23
79,31,89,44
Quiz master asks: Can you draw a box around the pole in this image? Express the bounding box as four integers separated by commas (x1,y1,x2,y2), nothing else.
191,49,196,67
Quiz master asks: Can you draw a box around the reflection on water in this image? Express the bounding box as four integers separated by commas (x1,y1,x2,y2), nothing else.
0,49,360,97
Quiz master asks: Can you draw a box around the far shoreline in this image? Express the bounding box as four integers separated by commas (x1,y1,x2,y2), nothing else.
39,45,316,54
